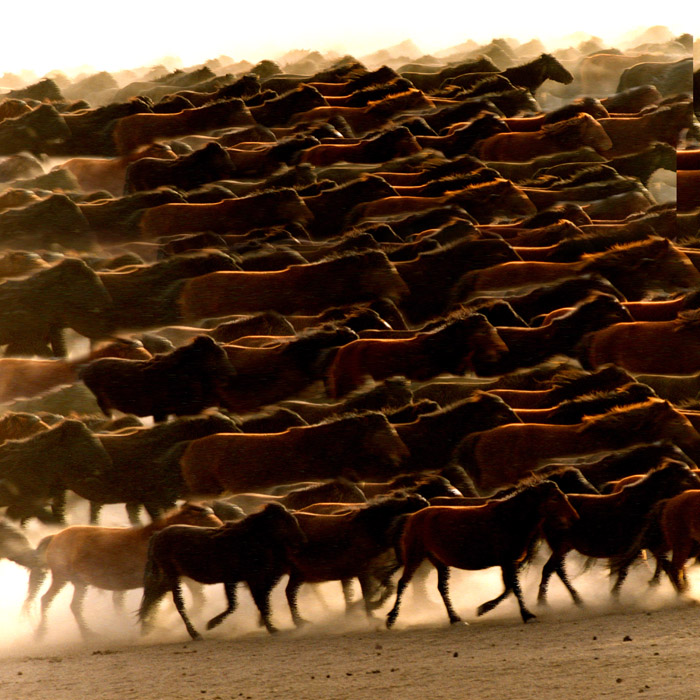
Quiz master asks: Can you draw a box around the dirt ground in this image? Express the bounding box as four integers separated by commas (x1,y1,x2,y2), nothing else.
2,547,700,700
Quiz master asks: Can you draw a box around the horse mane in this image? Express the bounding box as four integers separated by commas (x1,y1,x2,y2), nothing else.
541,113,597,147
580,236,672,272
578,399,674,437
418,168,501,196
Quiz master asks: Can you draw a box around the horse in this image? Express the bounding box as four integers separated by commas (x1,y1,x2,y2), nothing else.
289,90,434,137
179,411,409,498
138,187,313,238
0,419,113,524
385,480,579,628
400,56,500,93
394,391,520,476
537,461,700,606
0,340,151,405
445,53,574,96
611,488,700,595
218,325,358,413
97,249,237,334
82,412,240,523
112,98,255,154
579,310,700,375
58,142,178,196
286,493,428,625
0,257,115,358
489,293,633,373
476,113,613,162
616,57,693,97
26,503,223,638
176,251,408,321
123,141,235,194
79,336,238,422
598,101,692,157
349,178,537,226
456,399,700,496
325,313,508,399
454,237,700,303
297,125,422,167
138,503,306,639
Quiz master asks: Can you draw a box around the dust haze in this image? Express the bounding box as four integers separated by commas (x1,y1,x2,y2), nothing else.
4,503,698,657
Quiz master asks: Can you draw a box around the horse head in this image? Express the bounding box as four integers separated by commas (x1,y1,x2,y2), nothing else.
260,502,307,552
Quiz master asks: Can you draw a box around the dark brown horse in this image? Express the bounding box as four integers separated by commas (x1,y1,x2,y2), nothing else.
457,399,700,495
385,480,578,628
537,461,700,605
287,493,428,625
325,313,508,398
179,411,409,498
138,503,306,639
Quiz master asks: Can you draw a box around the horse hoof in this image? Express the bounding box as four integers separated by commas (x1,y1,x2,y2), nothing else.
449,619,468,627
522,612,537,623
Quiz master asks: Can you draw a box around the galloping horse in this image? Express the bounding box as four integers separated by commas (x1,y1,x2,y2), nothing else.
476,113,613,162
457,399,700,495
179,412,409,498
385,481,578,628
325,313,508,398
537,461,700,605
138,503,306,639
579,310,700,375
27,503,222,638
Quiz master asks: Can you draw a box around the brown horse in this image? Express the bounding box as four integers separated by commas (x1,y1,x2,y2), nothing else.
112,98,255,154
180,411,409,498
138,503,306,639
325,313,508,398
177,251,408,321
617,489,700,594
138,187,313,239
286,493,428,625
457,399,700,495
476,113,613,162
385,480,579,628
580,310,700,375
27,503,222,638
288,90,434,137
0,412,50,444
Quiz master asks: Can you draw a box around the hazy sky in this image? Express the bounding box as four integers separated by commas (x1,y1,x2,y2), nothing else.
2,1,694,77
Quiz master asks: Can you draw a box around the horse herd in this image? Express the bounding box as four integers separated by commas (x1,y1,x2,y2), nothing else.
0,28,699,642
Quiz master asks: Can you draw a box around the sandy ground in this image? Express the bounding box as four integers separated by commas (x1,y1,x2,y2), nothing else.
2,536,700,700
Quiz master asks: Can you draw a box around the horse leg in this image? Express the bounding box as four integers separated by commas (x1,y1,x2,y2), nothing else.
171,579,201,640
89,502,102,525
435,562,462,625
248,578,278,634
37,575,67,638
48,326,68,358
126,503,142,526
70,582,95,638
285,571,309,628
50,491,67,524
23,566,48,617
206,581,238,631
386,555,425,629
502,561,536,623
341,578,358,613
476,584,513,617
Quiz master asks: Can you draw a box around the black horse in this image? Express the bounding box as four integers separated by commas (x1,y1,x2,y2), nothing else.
80,336,238,422
138,503,306,639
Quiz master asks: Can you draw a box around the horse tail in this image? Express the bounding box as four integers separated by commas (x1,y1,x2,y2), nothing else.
22,535,53,616
386,512,413,565
609,498,669,581
137,535,168,629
